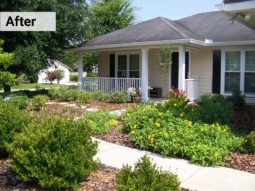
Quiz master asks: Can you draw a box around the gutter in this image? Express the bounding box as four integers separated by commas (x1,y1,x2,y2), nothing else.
68,39,255,52
216,1,255,12
68,39,204,52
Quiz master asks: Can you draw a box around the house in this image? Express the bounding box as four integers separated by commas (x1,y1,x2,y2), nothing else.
217,0,255,28
70,11,255,103
38,60,72,84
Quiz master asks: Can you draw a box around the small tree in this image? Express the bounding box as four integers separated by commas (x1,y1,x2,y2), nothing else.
0,39,15,92
45,71,55,84
157,45,172,95
52,69,64,84
45,69,64,84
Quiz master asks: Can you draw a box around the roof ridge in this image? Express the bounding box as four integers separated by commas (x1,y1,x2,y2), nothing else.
158,17,189,39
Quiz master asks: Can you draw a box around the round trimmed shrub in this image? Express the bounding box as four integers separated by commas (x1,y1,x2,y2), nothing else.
7,115,98,189
0,101,31,158
6,92,29,110
76,91,93,106
197,94,233,125
31,95,49,111
116,156,180,191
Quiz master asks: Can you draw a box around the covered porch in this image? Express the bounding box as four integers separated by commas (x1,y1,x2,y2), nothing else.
76,46,199,101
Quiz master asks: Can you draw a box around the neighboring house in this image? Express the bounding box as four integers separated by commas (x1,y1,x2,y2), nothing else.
217,0,255,28
70,11,255,103
38,60,72,84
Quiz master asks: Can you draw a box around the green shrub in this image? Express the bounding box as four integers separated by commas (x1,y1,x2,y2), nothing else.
157,96,190,117
116,156,180,191
70,74,78,82
245,131,255,153
0,101,31,158
227,91,245,107
92,91,111,102
197,94,233,125
31,95,49,111
5,92,29,110
76,91,93,106
48,86,78,101
123,104,243,166
83,110,118,134
108,92,129,103
7,115,98,189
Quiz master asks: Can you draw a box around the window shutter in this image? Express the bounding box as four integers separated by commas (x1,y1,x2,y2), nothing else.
212,50,221,94
110,54,115,77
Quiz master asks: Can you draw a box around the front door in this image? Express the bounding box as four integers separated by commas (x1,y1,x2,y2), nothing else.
171,52,189,89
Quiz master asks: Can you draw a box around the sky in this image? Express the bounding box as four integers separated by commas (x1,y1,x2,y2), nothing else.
132,0,223,22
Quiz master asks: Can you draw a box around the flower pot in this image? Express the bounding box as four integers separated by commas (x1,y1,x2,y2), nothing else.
134,96,141,103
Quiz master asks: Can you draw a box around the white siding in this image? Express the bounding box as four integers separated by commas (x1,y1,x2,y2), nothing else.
189,48,213,96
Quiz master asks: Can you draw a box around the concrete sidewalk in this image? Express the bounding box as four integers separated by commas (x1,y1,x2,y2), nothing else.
93,138,255,191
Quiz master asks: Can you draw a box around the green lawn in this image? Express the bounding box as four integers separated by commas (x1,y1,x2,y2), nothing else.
12,83,70,90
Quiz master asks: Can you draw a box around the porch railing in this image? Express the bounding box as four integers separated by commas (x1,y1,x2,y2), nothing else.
82,77,141,93
185,79,199,101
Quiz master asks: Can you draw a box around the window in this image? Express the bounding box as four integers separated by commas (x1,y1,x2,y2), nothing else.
223,50,255,96
129,55,140,78
117,55,127,78
225,51,241,92
117,54,140,78
245,51,255,94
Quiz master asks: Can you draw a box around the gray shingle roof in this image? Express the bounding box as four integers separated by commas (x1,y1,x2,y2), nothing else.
177,11,255,42
81,11,255,48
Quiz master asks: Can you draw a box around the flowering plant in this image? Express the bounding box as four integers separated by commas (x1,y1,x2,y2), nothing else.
169,87,185,98
127,87,136,97
127,87,141,97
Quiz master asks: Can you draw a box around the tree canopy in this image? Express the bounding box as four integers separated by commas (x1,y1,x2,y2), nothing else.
88,0,136,38
0,0,136,79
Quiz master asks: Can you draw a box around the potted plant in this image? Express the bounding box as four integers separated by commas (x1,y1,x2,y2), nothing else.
127,87,136,102
134,88,141,103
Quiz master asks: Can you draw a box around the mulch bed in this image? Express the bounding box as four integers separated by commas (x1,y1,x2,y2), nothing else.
224,152,255,174
0,160,192,191
94,122,138,149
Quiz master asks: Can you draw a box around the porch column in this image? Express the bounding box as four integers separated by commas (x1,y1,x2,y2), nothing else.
141,48,149,101
77,54,84,90
178,46,186,91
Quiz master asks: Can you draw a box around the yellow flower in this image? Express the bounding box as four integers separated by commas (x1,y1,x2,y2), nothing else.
131,130,136,135
150,137,155,143
174,103,177,107
223,128,227,132
163,132,169,139
158,112,163,117
214,152,219,157
108,119,119,126
200,128,204,132
155,122,161,128
188,121,192,126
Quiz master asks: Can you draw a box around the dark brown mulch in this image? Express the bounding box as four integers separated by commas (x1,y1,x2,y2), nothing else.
94,123,138,149
0,160,192,191
224,152,255,174
233,106,255,133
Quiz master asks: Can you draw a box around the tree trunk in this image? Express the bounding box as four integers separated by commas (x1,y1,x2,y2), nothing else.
3,84,11,93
